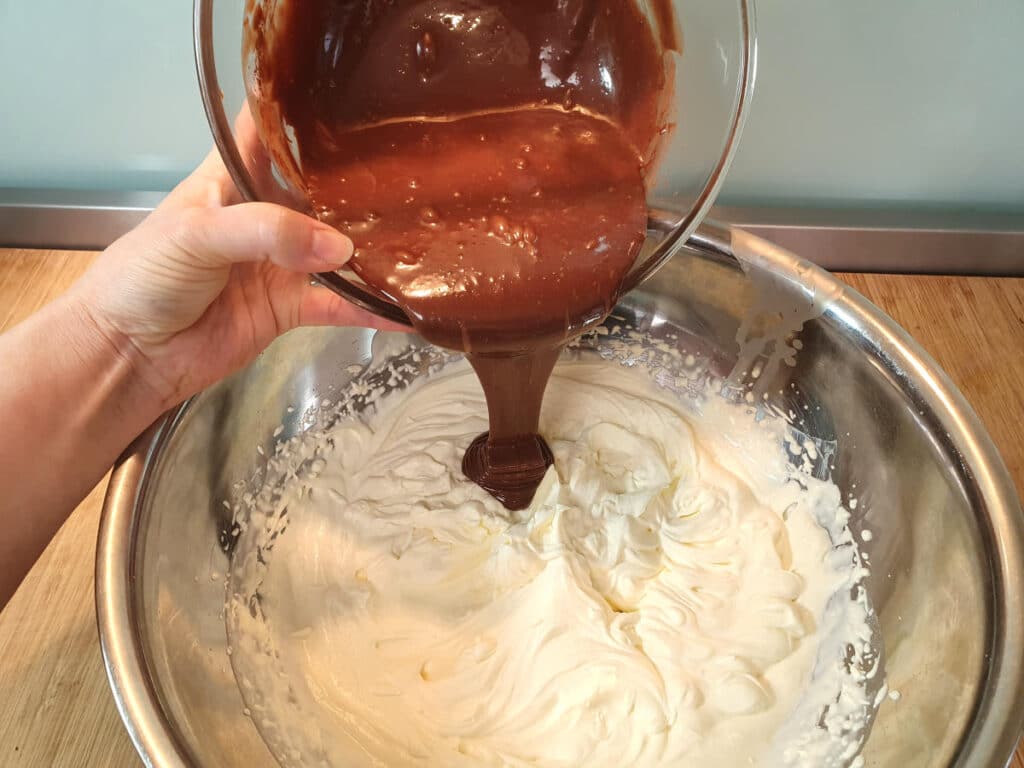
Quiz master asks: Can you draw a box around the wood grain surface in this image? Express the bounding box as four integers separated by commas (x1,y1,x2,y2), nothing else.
0,250,137,767
0,249,1021,767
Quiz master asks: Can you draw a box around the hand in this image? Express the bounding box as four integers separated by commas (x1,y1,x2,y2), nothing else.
66,148,396,412
0,142,404,607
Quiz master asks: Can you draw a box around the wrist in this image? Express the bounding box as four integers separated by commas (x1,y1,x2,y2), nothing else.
55,295,173,428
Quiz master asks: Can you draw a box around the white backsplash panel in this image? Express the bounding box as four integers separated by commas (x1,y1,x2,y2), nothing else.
1,0,1022,213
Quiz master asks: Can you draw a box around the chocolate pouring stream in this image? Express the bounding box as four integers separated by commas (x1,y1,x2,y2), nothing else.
245,0,677,509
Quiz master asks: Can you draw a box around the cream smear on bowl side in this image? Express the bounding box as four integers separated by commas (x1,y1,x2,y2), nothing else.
224,329,883,768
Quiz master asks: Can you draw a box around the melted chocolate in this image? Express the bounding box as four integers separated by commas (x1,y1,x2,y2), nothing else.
248,0,673,510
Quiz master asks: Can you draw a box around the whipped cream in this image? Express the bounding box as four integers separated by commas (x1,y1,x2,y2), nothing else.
227,347,880,767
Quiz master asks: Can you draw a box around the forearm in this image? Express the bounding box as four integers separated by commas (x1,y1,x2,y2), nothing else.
0,295,165,607
0,155,364,609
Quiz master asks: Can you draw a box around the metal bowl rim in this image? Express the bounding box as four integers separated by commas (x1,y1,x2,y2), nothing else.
96,225,1024,768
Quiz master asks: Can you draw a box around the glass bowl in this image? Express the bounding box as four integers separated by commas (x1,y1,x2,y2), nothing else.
194,0,756,325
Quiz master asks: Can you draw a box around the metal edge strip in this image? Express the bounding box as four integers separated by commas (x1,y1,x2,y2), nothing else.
2,192,1022,274
0,190,162,251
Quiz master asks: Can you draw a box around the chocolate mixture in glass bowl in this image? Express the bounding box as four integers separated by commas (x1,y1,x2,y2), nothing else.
246,0,675,509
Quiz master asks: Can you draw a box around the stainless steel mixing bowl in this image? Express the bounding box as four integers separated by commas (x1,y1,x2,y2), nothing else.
97,224,1024,767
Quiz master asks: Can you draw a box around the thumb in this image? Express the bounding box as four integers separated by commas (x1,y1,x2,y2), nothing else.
169,202,354,273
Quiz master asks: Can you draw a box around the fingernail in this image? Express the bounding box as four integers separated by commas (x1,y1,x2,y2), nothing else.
313,227,354,268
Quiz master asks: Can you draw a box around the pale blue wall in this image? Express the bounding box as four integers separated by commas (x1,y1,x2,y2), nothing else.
0,1,209,192
728,0,1024,213
1,0,1022,213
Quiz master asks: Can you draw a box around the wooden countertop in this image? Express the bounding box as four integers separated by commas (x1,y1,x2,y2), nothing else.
0,249,1021,767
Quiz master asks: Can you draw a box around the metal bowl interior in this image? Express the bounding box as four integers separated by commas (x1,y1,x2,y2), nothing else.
97,225,1024,768
194,0,757,323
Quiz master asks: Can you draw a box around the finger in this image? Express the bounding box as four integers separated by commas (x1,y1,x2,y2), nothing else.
297,284,412,332
169,203,354,273
232,104,304,207
159,149,240,213
234,104,274,187
264,273,410,336
233,103,261,154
